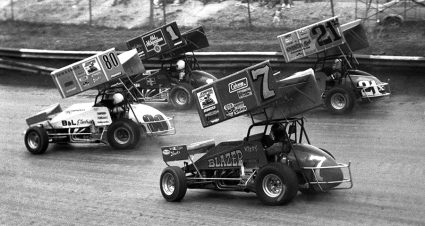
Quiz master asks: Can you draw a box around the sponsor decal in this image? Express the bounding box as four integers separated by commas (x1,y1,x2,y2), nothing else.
97,120,110,124
224,101,247,117
98,116,108,120
205,109,219,117
61,119,92,126
244,145,258,153
162,149,170,155
237,87,253,99
142,30,166,53
228,77,248,93
54,67,73,78
162,146,185,158
97,112,107,115
203,105,216,113
146,77,156,86
197,87,218,110
83,59,101,75
65,109,86,114
208,150,243,168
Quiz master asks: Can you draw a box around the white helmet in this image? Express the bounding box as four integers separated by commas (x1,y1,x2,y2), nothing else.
112,93,124,105
176,60,185,70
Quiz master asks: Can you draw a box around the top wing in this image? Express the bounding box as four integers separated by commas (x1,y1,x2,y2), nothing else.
192,61,322,127
125,22,209,60
50,48,145,98
278,16,345,62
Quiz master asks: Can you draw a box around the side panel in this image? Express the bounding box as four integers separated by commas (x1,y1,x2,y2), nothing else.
50,104,112,128
194,141,267,170
51,48,125,98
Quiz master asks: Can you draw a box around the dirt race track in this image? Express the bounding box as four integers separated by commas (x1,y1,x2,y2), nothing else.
1,70,424,225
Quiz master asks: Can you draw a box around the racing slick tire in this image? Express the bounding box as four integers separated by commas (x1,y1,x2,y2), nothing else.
160,166,187,202
169,83,194,110
324,86,356,115
384,17,402,28
255,163,298,205
24,126,49,154
107,119,141,149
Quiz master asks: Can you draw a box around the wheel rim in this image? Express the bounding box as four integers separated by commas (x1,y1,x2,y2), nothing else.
174,90,188,106
27,131,40,149
262,174,285,198
330,93,347,110
161,172,175,196
113,127,131,145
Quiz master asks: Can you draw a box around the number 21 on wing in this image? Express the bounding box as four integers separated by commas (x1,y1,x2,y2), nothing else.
310,18,342,48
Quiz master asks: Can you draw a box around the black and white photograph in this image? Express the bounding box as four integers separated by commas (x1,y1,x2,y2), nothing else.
1,0,424,225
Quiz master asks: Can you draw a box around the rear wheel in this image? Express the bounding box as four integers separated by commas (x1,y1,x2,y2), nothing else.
384,17,402,28
107,119,140,149
324,86,356,114
169,83,194,110
24,126,49,154
160,166,187,202
255,163,298,205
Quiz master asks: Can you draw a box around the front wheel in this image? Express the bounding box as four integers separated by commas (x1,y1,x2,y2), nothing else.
107,119,141,149
324,86,356,114
160,166,187,202
24,126,49,154
255,163,298,205
169,83,194,110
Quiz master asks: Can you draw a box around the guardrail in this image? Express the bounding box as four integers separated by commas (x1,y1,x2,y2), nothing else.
1,47,424,75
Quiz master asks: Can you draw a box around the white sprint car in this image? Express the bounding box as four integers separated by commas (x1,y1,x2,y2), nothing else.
24,88,175,154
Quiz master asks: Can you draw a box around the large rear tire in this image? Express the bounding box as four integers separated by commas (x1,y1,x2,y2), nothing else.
324,86,356,114
160,166,187,202
107,119,140,149
384,17,402,28
24,126,49,154
255,163,298,205
169,83,194,110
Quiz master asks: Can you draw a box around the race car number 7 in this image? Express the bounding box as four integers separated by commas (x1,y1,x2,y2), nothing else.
309,155,326,181
250,65,275,100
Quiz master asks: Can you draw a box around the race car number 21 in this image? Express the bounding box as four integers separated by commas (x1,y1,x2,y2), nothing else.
311,20,342,47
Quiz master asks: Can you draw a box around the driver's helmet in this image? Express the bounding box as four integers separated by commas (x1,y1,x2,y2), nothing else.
112,93,124,105
332,59,342,70
270,123,285,142
176,59,185,70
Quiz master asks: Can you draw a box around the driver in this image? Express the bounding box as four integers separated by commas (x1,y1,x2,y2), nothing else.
111,93,126,118
265,123,291,157
176,59,186,81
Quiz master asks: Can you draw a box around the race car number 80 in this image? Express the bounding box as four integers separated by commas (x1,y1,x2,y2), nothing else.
101,52,120,70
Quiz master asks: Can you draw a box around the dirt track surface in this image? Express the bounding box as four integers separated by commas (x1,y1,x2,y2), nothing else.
1,72,425,225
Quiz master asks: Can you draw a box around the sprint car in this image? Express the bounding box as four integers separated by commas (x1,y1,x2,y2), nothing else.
125,22,217,110
159,61,352,205
278,17,390,114
24,49,175,154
